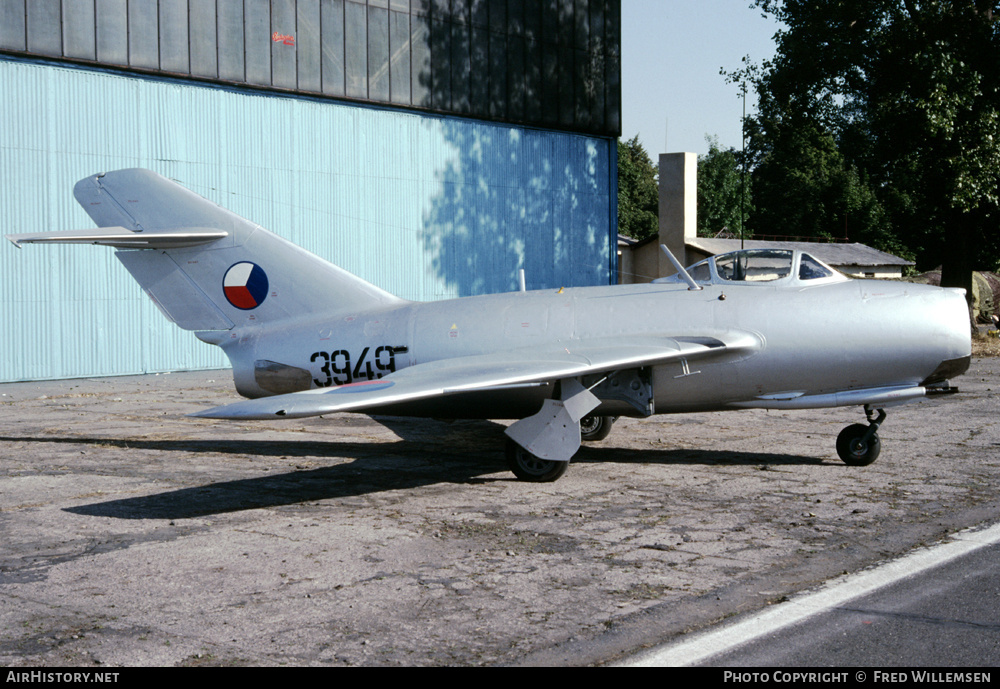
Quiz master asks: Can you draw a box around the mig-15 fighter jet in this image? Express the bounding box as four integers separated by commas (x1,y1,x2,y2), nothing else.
7,169,971,481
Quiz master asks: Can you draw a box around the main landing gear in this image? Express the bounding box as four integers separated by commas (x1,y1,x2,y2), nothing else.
579,415,616,442
505,438,570,482
837,405,886,466
504,415,618,482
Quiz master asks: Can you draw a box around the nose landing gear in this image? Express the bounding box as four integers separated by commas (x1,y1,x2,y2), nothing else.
837,405,886,466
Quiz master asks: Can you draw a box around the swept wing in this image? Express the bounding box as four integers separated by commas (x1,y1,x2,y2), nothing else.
191,333,761,420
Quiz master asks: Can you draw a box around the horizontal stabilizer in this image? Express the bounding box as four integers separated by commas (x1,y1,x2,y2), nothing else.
190,333,761,420
6,227,228,249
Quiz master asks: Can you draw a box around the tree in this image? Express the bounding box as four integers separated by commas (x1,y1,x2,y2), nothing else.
748,116,909,257
697,136,752,238
617,135,659,241
740,0,1000,293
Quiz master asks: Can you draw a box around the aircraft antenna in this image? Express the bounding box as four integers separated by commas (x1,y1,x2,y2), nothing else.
741,84,747,250
660,245,702,291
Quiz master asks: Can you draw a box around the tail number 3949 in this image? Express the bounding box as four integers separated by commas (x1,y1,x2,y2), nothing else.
310,346,397,387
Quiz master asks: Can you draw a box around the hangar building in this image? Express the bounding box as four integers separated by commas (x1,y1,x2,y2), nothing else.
0,0,621,381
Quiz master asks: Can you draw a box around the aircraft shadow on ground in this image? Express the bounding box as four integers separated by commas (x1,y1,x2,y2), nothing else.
574,444,827,468
0,428,825,521
66,457,497,521
5,430,506,520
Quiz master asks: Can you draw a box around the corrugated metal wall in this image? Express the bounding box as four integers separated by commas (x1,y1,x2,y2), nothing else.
0,56,615,381
0,0,622,137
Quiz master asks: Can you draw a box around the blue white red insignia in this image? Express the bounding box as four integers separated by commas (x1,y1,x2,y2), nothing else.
223,262,269,310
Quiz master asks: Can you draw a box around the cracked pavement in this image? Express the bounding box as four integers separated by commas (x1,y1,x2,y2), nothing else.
1,359,998,666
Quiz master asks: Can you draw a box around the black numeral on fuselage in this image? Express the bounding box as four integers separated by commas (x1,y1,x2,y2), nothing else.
310,345,398,387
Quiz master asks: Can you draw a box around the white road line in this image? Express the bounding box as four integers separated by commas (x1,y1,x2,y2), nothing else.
617,521,1000,667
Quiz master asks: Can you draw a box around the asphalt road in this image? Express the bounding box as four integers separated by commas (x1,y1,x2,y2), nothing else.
618,521,1000,667
701,534,1000,667
0,358,998,666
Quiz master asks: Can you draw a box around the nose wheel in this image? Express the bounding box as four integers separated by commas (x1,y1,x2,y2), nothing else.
837,406,885,466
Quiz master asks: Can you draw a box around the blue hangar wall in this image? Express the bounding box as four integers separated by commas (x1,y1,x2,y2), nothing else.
0,59,616,381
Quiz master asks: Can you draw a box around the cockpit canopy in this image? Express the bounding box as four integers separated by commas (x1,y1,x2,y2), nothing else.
654,249,846,286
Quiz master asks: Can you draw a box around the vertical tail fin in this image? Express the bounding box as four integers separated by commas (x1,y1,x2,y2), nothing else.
9,169,404,333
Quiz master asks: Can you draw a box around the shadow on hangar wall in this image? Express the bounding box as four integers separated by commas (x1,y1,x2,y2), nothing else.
419,6,617,295
0,0,621,138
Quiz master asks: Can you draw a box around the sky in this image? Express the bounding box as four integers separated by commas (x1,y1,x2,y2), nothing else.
620,1,784,157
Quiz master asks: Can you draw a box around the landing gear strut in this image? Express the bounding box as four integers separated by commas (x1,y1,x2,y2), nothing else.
837,405,885,466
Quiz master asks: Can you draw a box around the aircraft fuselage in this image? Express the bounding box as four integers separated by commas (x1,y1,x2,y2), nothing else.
223,276,970,419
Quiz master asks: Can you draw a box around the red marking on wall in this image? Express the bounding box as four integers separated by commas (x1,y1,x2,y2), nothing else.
272,32,295,46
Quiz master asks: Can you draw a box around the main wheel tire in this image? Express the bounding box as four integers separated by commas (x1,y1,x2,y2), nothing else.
836,424,881,466
505,438,570,482
580,415,615,442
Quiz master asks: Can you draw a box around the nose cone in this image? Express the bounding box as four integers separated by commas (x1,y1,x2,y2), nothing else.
918,287,972,386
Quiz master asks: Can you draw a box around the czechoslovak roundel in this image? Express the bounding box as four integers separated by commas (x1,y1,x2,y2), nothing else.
223,262,269,310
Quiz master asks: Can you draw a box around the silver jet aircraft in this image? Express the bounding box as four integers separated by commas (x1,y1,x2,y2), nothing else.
7,169,972,481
